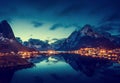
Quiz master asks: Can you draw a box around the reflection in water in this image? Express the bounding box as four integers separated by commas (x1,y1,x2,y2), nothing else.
62,54,120,83
0,71,15,83
62,54,112,76
2,54,120,83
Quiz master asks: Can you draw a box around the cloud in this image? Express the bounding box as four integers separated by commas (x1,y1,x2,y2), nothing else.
98,25,114,31
50,23,80,30
100,13,120,24
48,38,59,43
97,22,120,34
58,3,84,16
31,21,44,28
118,28,120,33
23,0,59,11
0,0,120,30
50,24,63,30
52,38,59,41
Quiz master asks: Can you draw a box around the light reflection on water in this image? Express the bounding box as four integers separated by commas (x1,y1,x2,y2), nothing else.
9,54,120,83
11,56,78,83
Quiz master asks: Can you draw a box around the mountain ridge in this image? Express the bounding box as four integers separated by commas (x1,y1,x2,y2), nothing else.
57,24,120,50
0,20,34,52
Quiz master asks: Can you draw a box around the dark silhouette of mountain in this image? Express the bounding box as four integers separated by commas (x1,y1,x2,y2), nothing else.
51,38,66,50
61,54,120,83
58,24,118,50
0,20,34,52
0,20,33,73
23,38,51,51
0,20,15,39
62,54,112,77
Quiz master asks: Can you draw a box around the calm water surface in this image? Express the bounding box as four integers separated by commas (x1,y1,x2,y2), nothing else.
2,54,120,83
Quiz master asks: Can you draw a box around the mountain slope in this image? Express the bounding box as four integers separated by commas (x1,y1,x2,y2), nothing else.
0,20,34,52
0,20,15,39
23,38,51,50
58,24,117,50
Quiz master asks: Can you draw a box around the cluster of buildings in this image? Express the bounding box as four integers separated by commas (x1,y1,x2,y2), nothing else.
0,48,120,63
72,48,120,63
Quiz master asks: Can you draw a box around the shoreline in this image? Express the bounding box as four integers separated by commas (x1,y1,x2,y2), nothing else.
0,55,34,72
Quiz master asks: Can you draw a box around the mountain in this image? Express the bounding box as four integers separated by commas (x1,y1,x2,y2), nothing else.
23,38,52,50
58,24,118,50
0,20,34,52
51,38,66,50
0,20,15,39
62,54,113,77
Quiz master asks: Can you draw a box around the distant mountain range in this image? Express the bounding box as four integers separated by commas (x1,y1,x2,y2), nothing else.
0,20,120,52
23,38,52,50
57,24,120,50
13,23,120,51
0,20,34,52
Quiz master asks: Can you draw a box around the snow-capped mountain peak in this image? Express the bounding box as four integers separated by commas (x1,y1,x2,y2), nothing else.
57,24,119,50
80,24,101,38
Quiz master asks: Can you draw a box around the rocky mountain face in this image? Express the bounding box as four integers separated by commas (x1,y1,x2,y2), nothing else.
23,38,51,51
1,20,119,52
51,38,66,50
0,20,15,39
58,24,120,50
0,20,34,52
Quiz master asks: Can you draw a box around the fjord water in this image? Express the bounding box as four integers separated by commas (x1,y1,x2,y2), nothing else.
9,54,120,83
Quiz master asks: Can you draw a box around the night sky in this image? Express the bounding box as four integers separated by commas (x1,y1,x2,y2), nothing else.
0,0,120,43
